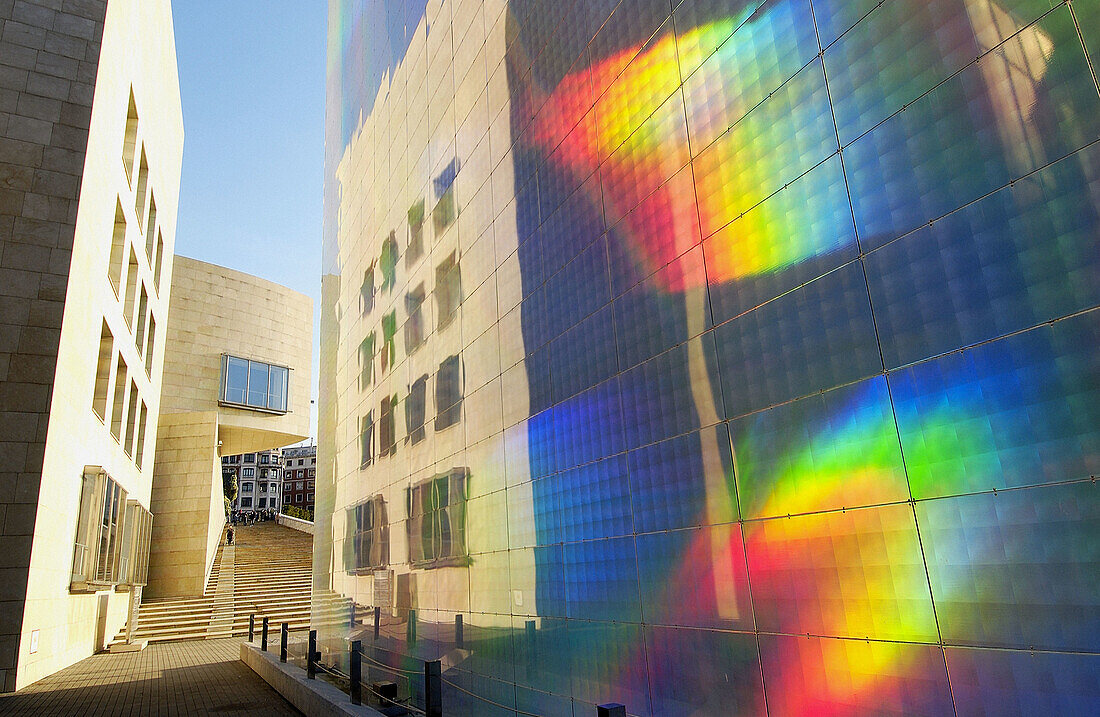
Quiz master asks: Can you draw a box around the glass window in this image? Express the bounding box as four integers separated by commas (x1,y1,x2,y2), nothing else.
381,311,397,374
360,264,375,315
360,412,374,468
432,159,459,234
241,497,252,508
243,468,254,478
268,365,288,412
359,332,376,390
407,201,425,266
405,285,425,353
344,496,389,573
224,356,248,405
71,469,125,591
244,454,255,463
434,253,462,329
220,354,290,413
247,361,269,407
435,354,462,430
380,231,399,293
380,395,397,457
406,374,428,445
406,468,468,569
242,482,253,492
259,498,267,508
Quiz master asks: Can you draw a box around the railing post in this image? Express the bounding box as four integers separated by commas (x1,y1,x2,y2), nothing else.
425,659,442,717
374,605,380,639
598,704,626,717
350,640,362,705
248,613,255,642
407,608,417,644
261,616,269,652
307,629,317,679
454,613,463,649
280,622,288,663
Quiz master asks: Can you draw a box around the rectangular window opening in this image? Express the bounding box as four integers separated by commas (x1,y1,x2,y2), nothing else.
122,90,138,184
134,285,148,355
153,231,165,294
135,401,148,469
435,354,463,431
92,322,113,422
435,252,462,330
123,249,139,330
144,194,156,261
134,148,149,227
123,379,138,457
144,315,156,376
108,200,126,295
110,356,128,441
405,284,425,354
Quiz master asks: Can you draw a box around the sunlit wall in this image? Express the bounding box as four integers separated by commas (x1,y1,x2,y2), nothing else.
322,0,1100,714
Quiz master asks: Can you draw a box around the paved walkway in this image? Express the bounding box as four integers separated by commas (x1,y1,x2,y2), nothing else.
0,638,302,716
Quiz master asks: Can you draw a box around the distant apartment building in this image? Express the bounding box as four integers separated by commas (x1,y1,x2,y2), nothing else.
223,449,283,513
280,444,315,513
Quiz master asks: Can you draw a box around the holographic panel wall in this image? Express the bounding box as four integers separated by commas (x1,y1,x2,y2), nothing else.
322,0,1100,715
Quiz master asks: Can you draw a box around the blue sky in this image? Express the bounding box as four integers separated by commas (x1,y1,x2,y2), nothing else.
172,2,326,438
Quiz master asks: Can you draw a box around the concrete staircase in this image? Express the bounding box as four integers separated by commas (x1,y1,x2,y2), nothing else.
113,522,351,644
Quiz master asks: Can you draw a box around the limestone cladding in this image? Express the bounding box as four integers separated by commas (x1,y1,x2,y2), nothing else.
0,0,184,692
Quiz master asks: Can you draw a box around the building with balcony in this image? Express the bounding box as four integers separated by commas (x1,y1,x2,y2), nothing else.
319,0,1100,713
0,0,182,692
279,444,315,514
224,449,283,513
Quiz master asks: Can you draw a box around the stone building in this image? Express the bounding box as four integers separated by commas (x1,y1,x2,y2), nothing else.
279,443,315,514
225,448,283,514
146,256,312,599
0,0,313,690
0,0,181,692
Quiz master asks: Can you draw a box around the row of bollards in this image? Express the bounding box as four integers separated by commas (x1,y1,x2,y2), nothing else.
247,612,625,716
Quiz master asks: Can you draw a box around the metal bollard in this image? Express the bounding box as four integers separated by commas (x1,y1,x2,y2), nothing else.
350,640,362,705
425,659,442,717
248,613,255,642
280,622,288,663
307,629,317,680
455,614,464,649
261,616,269,652
374,681,398,708
374,605,380,639
598,705,626,717
407,608,417,644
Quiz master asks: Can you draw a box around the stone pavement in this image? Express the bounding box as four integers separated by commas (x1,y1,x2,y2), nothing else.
0,637,302,716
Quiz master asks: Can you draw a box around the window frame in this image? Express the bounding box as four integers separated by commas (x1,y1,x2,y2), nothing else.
219,353,291,414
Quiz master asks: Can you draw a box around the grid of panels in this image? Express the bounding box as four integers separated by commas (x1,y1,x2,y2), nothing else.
322,0,1100,714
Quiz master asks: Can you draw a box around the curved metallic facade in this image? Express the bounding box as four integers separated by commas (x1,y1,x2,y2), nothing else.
321,1,1100,714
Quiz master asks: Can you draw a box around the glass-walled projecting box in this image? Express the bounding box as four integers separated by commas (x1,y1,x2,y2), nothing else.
219,354,289,413
322,0,1100,715
70,467,152,593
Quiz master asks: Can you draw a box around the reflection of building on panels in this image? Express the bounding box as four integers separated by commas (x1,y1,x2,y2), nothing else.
327,0,533,631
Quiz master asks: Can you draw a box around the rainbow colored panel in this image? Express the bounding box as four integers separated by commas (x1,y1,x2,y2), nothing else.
323,0,1100,713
